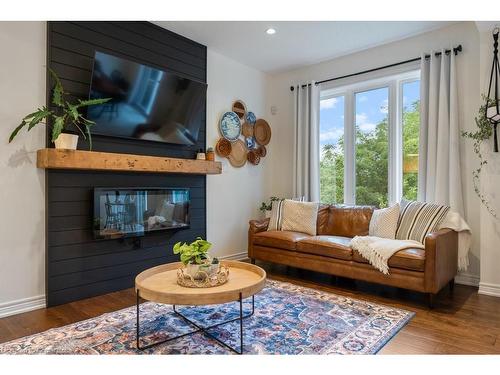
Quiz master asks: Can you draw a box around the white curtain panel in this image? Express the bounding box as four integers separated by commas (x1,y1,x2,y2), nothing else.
293,82,320,202
418,50,464,216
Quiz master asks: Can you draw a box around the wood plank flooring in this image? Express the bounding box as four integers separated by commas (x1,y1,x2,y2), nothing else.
1,260,499,354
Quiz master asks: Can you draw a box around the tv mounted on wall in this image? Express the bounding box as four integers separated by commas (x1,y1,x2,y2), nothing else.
87,51,207,146
93,187,190,239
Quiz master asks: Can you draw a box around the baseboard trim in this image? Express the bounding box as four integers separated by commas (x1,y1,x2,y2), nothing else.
220,251,248,261
455,273,480,287
478,282,500,297
0,295,46,319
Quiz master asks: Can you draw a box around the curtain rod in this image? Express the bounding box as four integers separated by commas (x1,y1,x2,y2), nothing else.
290,44,462,91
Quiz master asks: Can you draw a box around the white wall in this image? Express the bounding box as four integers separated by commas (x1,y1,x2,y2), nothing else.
478,29,500,297
266,22,483,284
0,22,46,315
206,49,270,259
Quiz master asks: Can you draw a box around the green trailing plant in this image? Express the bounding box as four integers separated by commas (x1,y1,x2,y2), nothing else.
259,196,281,213
173,237,217,265
461,95,498,218
8,68,111,150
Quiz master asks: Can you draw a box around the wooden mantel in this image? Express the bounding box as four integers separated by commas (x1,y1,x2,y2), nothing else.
37,149,222,175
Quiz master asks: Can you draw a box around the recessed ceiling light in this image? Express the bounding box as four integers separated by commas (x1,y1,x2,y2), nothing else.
266,28,276,35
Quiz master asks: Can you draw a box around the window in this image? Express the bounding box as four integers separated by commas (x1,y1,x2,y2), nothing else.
319,70,420,207
402,80,420,201
319,96,345,204
355,87,389,207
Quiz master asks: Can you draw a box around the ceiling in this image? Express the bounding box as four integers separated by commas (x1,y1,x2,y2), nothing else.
154,21,455,74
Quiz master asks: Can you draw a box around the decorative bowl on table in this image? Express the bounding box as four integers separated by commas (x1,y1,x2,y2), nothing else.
177,262,230,288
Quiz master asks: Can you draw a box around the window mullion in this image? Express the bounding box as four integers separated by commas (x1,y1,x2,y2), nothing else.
344,90,355,205
388,80,402,205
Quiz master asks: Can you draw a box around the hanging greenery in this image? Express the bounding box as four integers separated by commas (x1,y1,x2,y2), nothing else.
461,95,498,218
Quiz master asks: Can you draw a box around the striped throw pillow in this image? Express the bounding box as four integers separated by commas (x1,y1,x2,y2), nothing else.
395,201,450,244
267,196,305,231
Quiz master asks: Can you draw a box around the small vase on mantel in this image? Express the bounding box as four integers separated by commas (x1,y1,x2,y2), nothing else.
54,133,79,150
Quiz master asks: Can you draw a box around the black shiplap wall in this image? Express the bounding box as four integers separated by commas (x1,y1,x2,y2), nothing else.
46,21,207,306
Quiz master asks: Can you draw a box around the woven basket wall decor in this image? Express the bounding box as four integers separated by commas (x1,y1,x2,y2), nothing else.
215,100,270,168
215,138,232,157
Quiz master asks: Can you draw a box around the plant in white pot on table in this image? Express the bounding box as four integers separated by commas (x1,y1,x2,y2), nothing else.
8,68,110,150
173,237,219,280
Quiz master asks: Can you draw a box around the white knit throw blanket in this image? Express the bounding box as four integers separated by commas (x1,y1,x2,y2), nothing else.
350,210,471,275
350,236,423,275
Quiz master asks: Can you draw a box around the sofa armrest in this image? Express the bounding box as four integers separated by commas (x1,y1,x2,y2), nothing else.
249,218,270,234
424,228,458,293
248,218,269,259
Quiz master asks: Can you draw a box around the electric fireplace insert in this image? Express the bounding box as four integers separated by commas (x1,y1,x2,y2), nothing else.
93,187,190,239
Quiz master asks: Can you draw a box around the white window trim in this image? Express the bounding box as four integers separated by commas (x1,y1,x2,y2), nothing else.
320,69,420,206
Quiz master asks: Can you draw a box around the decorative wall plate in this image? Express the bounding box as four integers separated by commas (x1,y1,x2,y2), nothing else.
254,119,271,145
215,138,232,157
232,100,247,120
227,139,247,167
242,122,254,137
246,111,256,124
247,150,261,165
219,111,241,141
256,145,267,157
245,136,256,149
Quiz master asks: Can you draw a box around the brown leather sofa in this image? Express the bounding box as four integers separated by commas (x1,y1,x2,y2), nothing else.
248,205,458,307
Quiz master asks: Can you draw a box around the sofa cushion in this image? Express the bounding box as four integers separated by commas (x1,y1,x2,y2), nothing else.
352,248,425,272
253,230,310,251
296,235,353,260
318,205,374,237
316,205,330,232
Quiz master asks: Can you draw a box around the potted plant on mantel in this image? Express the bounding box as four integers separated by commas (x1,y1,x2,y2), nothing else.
173,237,219,279
8,68,110,150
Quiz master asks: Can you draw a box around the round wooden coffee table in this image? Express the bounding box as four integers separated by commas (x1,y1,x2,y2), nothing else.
135,260,266,354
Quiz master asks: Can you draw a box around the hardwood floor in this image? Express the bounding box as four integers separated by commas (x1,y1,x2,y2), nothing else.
1,260,499,354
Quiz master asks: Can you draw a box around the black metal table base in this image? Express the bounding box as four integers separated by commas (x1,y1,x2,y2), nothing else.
136,291,255,354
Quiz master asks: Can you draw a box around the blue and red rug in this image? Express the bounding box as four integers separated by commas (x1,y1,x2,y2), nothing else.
0,280,414,354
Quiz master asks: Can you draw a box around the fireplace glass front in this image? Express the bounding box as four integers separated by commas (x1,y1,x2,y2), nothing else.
93,188,190,239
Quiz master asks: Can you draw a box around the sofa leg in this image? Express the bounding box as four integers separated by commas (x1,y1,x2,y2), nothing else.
427,293,435,309
250,258,255,265
449,279,455,294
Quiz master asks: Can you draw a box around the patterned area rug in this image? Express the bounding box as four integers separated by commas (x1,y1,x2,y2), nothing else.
0,280,414,354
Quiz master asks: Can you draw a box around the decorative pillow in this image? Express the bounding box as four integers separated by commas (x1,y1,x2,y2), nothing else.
369,203,400,239
267,196,305,231
280,199,319,236
395,201,450,244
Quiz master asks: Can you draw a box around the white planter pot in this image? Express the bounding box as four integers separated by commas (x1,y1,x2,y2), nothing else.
264,210,272,219
186,262,219,280
54,133,79,150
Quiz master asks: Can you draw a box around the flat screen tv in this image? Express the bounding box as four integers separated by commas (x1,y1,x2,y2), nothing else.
87,51,206,145
93,187,190,239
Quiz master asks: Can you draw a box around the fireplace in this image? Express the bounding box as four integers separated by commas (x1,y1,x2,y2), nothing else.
93,187,190,239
